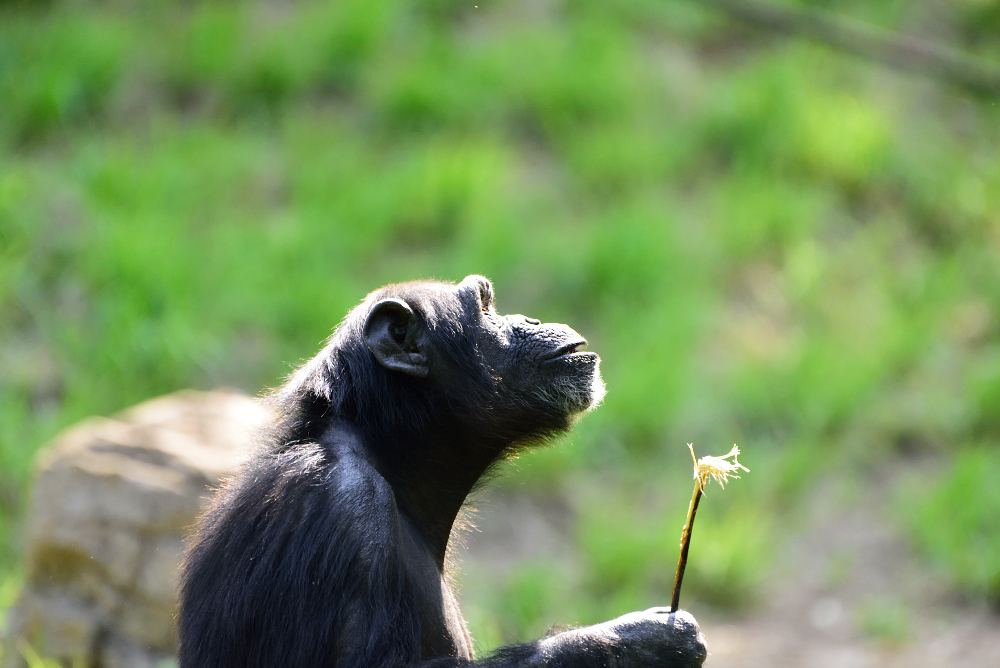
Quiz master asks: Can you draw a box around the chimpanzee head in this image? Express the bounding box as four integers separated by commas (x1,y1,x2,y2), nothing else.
275,275,604,451
364,274,604,420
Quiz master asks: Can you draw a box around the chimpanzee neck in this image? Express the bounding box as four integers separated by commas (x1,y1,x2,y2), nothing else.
372,428,509,569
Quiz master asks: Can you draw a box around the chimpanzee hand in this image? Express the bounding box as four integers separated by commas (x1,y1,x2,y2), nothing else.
595,607,707,667
531,606,706,668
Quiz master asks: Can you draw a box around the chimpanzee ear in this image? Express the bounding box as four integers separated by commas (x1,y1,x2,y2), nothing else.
363,298,430,378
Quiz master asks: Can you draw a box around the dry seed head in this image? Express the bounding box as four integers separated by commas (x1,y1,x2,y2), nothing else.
688,443,748,492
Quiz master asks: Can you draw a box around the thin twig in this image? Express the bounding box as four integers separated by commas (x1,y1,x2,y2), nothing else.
670,479,703,612
702,0,1000,96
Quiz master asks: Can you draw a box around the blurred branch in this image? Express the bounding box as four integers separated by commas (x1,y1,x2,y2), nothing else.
703,0,1000,96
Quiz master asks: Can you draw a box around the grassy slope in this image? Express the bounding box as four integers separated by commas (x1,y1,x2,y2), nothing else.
2,0,999,647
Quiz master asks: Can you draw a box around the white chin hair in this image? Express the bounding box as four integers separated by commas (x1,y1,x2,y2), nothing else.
586,368,607,411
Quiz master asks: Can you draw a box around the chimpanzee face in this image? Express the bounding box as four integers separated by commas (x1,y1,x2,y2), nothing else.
362,275,605,425
454,275,605,417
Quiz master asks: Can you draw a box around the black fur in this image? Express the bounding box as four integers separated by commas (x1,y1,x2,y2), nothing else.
178,276,704,668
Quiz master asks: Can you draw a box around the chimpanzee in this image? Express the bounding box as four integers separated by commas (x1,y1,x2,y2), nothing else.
178,275,707,667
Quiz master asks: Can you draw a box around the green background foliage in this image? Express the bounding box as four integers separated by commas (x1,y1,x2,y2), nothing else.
2,0,999,653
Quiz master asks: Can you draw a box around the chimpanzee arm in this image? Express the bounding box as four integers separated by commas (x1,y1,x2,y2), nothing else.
325,445,707,668
417,608,706,668
329,443,706,668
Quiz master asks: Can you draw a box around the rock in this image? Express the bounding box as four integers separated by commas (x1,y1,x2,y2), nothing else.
2,389,272,668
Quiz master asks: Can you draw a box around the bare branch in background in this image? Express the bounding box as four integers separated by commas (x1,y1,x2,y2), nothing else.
703,0,1000,96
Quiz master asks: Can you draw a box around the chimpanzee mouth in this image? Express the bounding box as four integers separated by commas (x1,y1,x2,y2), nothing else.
542,340,596,363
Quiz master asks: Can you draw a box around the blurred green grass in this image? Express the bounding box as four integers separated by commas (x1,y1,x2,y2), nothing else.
900,448,1000,605
2,0,1000,648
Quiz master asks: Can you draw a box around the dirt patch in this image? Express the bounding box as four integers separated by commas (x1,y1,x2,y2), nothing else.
703,479,1000,666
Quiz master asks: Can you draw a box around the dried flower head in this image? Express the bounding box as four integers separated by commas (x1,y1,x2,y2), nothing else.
688,443,748,492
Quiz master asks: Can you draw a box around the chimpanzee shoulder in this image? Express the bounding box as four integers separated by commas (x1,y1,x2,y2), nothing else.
179,436,420,668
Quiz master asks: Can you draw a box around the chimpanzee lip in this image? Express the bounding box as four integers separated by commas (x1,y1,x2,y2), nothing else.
542,339,592,362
